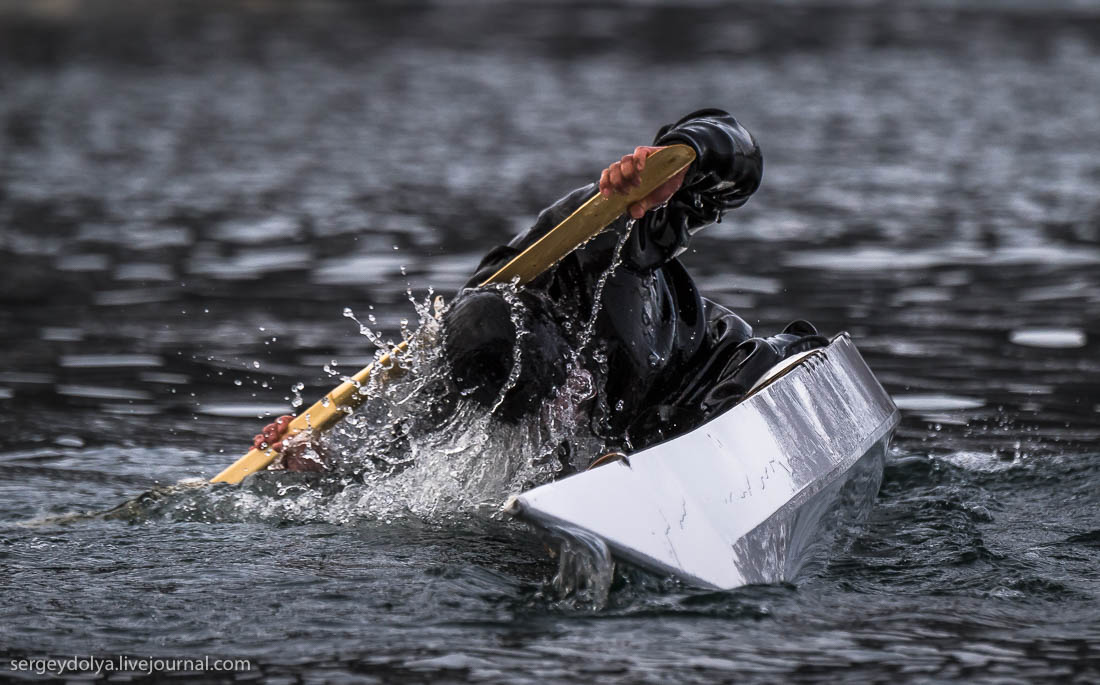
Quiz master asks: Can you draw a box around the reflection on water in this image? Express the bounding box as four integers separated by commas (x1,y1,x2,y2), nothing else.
1,1,1098,681
1009,327,1088,349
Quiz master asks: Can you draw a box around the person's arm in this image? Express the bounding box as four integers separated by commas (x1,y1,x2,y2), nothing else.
621,108,762,272
465,108,761,286
463,183,597,288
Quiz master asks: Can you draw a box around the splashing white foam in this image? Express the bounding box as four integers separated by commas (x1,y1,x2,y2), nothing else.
229,224,637,525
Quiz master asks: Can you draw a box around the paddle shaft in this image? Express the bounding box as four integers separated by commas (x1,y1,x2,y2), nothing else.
210,144,696,484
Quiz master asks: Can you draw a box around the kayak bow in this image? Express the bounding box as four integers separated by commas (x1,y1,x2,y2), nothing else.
505,334,900,589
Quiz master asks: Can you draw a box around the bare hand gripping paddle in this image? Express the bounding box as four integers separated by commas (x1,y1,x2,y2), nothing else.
210,144,696,484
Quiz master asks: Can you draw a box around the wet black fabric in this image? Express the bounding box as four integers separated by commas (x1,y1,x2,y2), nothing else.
626,320,830,447
442,288,572,422
445,109,826,450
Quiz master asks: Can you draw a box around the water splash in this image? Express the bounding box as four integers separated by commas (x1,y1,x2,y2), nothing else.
544,523,615,610
306,280,612,520
488,284,530,416
575,220,633,357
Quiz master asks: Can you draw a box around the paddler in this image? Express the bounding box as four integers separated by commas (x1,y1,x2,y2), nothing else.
257,108,826,471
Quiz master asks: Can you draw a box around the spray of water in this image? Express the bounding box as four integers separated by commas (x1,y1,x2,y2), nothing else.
207,223,635,525
544,523,616,610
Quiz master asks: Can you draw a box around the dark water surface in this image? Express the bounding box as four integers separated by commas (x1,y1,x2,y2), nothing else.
2,1,1099,682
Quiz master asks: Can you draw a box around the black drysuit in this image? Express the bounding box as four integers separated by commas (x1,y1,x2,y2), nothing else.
444,109,826,453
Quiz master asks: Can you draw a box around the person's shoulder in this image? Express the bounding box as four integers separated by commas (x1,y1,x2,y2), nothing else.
655,108,737,140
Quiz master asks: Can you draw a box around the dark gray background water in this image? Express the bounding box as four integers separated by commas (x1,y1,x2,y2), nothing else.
2,1,1099,682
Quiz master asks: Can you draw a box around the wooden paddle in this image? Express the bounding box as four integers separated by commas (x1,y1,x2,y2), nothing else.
210,144,696,484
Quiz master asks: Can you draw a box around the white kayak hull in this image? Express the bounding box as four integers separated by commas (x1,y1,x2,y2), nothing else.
505,333,899,590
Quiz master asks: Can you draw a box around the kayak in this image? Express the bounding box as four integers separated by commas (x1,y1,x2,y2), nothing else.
504,333,899,589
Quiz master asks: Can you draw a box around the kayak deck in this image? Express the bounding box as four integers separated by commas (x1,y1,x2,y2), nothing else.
505,334,899,589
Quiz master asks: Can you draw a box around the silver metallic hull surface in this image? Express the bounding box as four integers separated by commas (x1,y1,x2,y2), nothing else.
509,334,900,590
